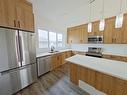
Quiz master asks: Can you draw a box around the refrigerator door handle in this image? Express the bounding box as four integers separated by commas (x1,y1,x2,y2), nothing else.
0,68,18,76
18,34,23,65
16,34,21,63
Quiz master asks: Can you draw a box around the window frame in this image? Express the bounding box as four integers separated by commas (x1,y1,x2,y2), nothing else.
38,29,64,49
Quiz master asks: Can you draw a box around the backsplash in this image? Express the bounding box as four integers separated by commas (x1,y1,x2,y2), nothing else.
71,44,127,56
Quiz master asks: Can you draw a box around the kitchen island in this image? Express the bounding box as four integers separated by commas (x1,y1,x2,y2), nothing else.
66,55,127,95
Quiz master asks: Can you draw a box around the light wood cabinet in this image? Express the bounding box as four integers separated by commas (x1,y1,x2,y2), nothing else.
62,51,72,64
16,0,34,32
103,16,124,44
0,0,8,27
70,64,127,95
20,0,34,31
67,24,88,44
0,0,34,32
104,17,115,44
122,14,127,44
51,53,62,70
88,21,103,37
51,51,72,70
93,21,103,36
103,54,127,62
70,63,78,85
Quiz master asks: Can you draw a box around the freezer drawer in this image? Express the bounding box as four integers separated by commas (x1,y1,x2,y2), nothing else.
19,63,37,89
0,63,37,95
0,69,20,95
37,56,51,77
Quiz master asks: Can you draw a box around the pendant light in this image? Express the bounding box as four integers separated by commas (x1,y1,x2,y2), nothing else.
99,0,105,31
88,0,93,33
115,0,123,28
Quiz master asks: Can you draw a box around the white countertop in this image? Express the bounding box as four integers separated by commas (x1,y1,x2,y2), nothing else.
36,49,72,58
102,52,127,57
66,54,127,81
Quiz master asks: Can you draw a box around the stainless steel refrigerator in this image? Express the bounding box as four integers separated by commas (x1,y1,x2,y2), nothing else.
0,28,37,95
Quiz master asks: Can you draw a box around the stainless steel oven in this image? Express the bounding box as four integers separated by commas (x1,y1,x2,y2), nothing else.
88,36,103,44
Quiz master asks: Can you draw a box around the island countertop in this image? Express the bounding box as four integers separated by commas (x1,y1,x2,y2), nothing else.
66,54,127,81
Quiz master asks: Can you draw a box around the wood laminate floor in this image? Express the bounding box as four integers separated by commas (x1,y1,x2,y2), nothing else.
16,64,90,95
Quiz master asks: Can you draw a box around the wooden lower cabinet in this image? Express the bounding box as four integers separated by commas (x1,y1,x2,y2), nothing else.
51,51,72,70
70,63,78,85
51,53,62,70
70,64,127,95
103,54,127,62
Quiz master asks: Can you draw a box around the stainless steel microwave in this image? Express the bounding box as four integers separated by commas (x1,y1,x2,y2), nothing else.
88,36,103,44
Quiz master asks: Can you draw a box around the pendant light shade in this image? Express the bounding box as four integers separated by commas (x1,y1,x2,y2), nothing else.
115,14,123,28
88,0,94,33
115,0,123,28
99,0,105,31
99,19,105,31
88,23,92,32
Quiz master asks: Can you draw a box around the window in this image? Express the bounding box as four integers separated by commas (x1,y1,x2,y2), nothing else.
88,23,92,32
49,32,56,48
38,29,48,48
99,19,105,31
115,14,123,28
38,29,63,49
57,34,63,47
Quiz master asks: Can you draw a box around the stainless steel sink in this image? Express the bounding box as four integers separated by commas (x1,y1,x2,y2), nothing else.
48,51,59,53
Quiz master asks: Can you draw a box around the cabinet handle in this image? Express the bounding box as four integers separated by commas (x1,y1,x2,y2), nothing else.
18,21,20,28
112,38,115,43
57,56,59,60
80,40,82,43
14,20,16,27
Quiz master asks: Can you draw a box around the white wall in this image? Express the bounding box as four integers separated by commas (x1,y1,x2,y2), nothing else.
71,44,127,56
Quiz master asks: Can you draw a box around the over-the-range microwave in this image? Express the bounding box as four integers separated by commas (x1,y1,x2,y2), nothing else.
88,36,103,44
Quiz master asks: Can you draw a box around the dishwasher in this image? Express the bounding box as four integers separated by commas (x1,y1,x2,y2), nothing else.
37,56,51,77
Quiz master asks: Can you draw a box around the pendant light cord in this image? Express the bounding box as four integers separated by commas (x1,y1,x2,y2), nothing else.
119,0,122,14
89,3,92,22
102,0,104,19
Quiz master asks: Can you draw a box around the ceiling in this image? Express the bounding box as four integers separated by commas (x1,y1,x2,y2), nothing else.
30,0,127,31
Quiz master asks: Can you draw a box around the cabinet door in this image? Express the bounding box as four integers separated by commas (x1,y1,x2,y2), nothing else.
16,0,34,32
104,18,115,44
51,55,57,70
122,14,127,44
16,0,25,30
72,28,81,43
7,0,17,28
82,24,88,43
62,52,66,64
70,64,78,85
0,0,9,27
93,21,103,36
24,8,34,32
67,29,72,44
67,27,83,44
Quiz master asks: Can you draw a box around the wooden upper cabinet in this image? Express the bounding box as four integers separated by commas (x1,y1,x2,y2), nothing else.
104,16,124,44
0,0,9,27
122,14,127,44
5,0,17,28
17,0,34,32
67,25,88,44
0,0,34,32
82,24,88,43
88,21,103,36
104,17,115,44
